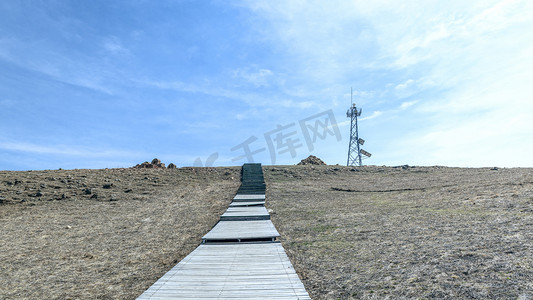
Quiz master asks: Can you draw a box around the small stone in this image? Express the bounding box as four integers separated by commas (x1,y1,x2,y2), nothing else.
29,191,43,197
83,188,92,195
167,163,177,169
103,183,113,189
90,194,98,199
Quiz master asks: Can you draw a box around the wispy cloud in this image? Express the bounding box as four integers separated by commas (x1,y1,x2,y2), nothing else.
103,36,130,55
238,0,533,166
232,67,275,87
399,101,417,110
142,79,319,111
0,140,141,158
2,1,532,169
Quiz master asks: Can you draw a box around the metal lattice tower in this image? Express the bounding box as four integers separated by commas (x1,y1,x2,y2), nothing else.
347,88,371,166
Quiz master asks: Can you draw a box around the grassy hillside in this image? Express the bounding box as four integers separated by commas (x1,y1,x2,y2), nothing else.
264,165,533,299
0,167,240,299
1,165,532,299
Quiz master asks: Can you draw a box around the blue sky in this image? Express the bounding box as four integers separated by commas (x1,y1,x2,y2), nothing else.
1,0,532,170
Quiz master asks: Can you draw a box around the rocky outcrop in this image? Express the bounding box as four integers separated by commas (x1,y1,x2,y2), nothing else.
133,158,166,169
297,155,326,165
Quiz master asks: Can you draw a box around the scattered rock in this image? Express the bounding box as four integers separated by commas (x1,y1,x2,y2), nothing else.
491,167,499,171
29,191,43,197
103,183,113,189
133,158,166,169
134,162,153,169
83,188,92,195
393,165,411,170
90,194,98,199
167,163,177,169
297,155,326,165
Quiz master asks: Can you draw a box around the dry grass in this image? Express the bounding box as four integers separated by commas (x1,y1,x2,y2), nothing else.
0,167,240,299
264,165,533,299
2,165,532,299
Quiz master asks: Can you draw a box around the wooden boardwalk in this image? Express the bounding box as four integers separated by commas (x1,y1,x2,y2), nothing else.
136,243,309,299
137,163,310,299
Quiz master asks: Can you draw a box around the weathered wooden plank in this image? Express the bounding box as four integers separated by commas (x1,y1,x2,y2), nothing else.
222,206,269,215
137,243,310,299
233,194,265,201
220,206,270,221
202,220,280,241
229,201,265,207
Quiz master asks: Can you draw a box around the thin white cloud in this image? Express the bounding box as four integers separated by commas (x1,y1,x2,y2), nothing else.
359,111,383,121
232,67,275,87
103,36,129,55
0,140,141,158
399,101,417,110
143,79,319,111
394,79,415,91
239,0,533,166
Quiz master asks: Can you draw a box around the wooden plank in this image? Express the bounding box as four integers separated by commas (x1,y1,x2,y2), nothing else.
202,220,280,241
137,243,310,299
220,206,270,221
233,194,265,201
222,206,269,216
229,201,265,207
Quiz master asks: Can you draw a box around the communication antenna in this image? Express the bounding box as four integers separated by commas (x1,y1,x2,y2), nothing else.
347,88,371,166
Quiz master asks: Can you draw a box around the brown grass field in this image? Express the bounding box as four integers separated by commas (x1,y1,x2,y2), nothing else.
1,165,532,299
